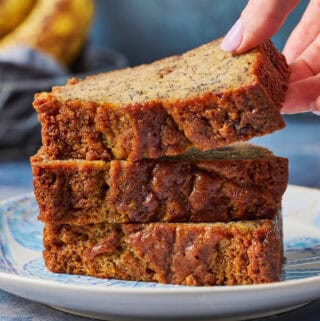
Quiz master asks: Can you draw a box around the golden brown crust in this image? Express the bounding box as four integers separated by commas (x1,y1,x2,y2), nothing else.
32,145,288,225
34,39,289,161
43,214,282,285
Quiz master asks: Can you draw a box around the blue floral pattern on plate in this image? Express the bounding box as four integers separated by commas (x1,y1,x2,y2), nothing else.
7,197,43,251
0,186,320,288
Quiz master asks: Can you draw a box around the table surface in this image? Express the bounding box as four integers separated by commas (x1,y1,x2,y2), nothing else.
0,114,319,321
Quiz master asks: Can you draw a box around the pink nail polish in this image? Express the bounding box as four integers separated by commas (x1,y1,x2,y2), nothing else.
312,111,320,116
221,18,244,52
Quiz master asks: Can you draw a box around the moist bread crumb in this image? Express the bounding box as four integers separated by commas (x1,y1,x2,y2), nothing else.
43,212,282,286
31,143,288,225
34,38,289,161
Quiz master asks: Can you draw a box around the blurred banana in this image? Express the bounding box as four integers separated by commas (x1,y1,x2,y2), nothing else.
0,0,35,38
0,0,95,66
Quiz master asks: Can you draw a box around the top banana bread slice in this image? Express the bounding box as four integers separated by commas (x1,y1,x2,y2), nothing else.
34,38,289,161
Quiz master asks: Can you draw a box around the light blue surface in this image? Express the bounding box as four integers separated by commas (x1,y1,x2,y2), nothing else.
0,162,32,188
0,162,33,200
0,291,90,321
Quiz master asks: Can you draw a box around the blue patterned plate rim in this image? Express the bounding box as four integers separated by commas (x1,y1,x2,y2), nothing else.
0,191,34,205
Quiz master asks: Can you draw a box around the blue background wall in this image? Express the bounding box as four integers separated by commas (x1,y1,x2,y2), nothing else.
91,0,309,65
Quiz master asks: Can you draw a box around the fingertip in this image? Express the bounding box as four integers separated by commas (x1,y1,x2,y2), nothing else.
282,43,299,65
280,105,293,114
311,96,320,115
281,76,320,114
232,0,299,54
220,19,244,53
282,48,293,64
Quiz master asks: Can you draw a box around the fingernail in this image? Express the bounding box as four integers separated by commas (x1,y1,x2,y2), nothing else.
312,111,320,116
221,18,244,52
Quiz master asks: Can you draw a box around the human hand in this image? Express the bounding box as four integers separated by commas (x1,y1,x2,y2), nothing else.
220,0,320,115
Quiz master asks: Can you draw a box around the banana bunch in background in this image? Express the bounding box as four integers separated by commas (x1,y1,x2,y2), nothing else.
0,0,95,66
0,0,35,38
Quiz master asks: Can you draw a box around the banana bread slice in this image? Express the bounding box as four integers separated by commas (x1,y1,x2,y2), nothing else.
32,143,288,225
34,38,289,161
43,212,283,285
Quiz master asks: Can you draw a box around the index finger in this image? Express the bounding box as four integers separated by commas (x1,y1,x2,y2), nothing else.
222,0,300,53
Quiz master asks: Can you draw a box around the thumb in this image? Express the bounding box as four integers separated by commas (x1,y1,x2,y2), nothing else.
221,0,299,53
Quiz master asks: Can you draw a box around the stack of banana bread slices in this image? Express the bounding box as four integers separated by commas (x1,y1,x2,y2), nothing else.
31,38,289,286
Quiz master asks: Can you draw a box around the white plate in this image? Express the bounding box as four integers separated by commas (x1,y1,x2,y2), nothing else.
0,185,320,321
